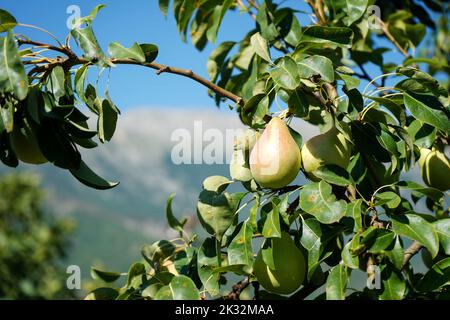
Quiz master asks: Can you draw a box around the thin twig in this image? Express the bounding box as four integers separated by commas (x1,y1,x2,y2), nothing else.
376,17,409,58
236,0,257,20
402,241,423,269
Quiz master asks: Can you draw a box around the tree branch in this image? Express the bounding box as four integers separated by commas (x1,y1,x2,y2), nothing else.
17,38,76,58
402,240,423,269
376,17,410,59
224,279,250,300
22,40,244,107
306,0,327,25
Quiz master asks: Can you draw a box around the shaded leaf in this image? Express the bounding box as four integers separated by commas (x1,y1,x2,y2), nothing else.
70,160,119,190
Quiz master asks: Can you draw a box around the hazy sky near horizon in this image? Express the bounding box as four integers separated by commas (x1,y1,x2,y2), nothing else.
4,0,405,112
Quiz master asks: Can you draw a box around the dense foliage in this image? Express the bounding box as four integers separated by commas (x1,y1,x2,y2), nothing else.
0,173,74,299
0,0,449,300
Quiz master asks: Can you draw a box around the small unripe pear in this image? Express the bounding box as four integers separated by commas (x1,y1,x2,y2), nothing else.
301,126,351,179
418,147,450,191
249,117,301,189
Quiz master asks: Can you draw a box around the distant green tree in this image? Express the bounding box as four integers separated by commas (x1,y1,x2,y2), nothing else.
0,173,75,299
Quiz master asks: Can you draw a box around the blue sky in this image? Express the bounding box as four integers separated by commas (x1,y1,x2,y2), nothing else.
4,0,405,112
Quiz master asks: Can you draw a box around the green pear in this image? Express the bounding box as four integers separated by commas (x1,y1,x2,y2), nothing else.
249,117,301,189
253,232,306,295
419,147,450,191
301,126,351,179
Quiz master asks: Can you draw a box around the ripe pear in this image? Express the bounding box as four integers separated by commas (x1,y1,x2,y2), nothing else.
253,232,306,295
418,147,450,191
9,119,47,165
249,117,301,189
301,126,351,179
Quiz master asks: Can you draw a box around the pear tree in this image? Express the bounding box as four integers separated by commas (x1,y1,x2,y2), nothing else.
0,0,449,300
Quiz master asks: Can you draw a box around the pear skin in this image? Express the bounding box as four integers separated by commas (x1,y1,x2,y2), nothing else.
249,117,301,189
301,126,351,179
419,147,450,191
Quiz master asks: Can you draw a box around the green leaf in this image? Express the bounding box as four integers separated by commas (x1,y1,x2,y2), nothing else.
206,0,233,43
397,180,443,202
141,240,176,266
339,74,360,90
300,218,322,251
375,191,401,209
108,42,145,63
403,92,450,134
230,149,253,182
71,25,105,62
90,267,122,283
207,41,235,82
159,0,170,17
345,199,362,232
407,120,436,148
298,55,334,82
299,181,347,224
300,26,354,48
0,31,28,100
166,193,187,233
262,204,282,238
154,275,200,300
75,4,106,26
197,190,241,240
379,264,406,300
126,262,146,287
47,66,66,101
287,89,308,117
285,15,302,47
416,257,450,292
240,93,266,127
256,1,278,42
269,56,300,90
0,9,17,32
0,98,14,133
97,98,118,142
386,236,404,270
342,237,360,269
70,160,119,190
202,175,231,193
197,237,220,296
326,262,349,300
250,32,271,63
345,0,368,25
312,165,352,186
362,229,395,254
74,64,89,102
85,287,118,300
434,219,450,255
392,213,439,258
142,272,174,299
228,220,254,266
139,43,158,63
